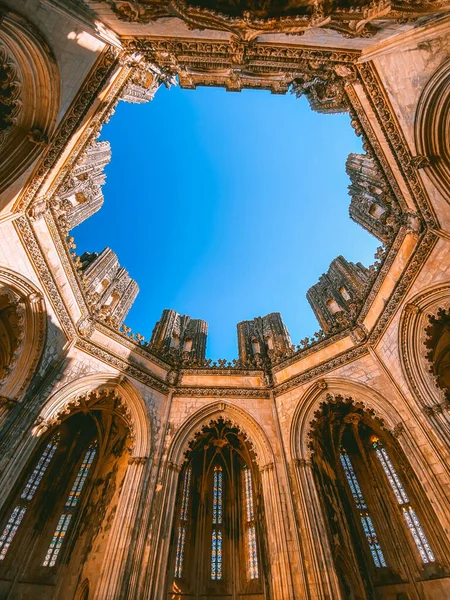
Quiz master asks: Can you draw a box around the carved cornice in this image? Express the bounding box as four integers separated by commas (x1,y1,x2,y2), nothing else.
172,387,271,398
75,338,169,394
274,345,369,396
14,216,76,339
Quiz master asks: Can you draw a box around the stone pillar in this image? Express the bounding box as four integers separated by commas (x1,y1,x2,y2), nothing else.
94,456,148,600
143,461,182,599
292,458,342,600
259,461,296,600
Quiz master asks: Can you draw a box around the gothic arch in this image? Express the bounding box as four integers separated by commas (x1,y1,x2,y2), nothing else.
399,284,450,411
34,373,151,458
0,8,59,201
149,402,296,600
290,379,401,462
415,58,450,203
168,402,274,469
0,266,46,407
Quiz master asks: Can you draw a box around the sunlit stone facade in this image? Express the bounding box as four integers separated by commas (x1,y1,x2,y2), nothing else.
0,1,450,598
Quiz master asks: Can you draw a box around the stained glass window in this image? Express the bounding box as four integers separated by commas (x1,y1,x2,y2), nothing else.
340,450,387,568
212,465,223,525
211,528,222,580
42,439,97,567
372,439,435,564
174,466,191,578
211,465,223,579
242,465,259,579
0,434,59,561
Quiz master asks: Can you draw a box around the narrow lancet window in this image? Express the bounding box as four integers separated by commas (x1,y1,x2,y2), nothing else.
372,438,435,564
0,434,59,561
211,465,223,580
243,465,259,579
42,439,97,567
340,450,387,568
174,466,191,578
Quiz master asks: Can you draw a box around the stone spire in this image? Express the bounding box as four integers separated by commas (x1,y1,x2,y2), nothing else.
80,248,138,327
237,312,293,367
149,309,208,363
307,256,369,333
346,153,395,242
56,140,111,231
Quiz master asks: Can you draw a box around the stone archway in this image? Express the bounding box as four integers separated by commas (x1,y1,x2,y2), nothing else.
415,58,450,204
0,8,59,204
146,402,296,600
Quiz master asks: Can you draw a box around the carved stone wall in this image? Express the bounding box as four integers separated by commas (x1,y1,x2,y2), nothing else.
346,152,396,242
237,312,293,368
80,248,139,326
149,309,208,364
55,140,111,231
307,256,370,333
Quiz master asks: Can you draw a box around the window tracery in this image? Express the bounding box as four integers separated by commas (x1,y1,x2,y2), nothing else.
174,465,191,578
340,449,386,568
0,434,59,560
243,464,259,579
167,419,267,598
43,439,97,567
371,438,435,564
211,464,223,580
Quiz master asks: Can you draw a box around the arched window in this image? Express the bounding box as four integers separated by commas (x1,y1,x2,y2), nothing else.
310,395,449,600
371,437,435,564
242,465,259,579
42,439,98,567
0,434,60,560
0,391,132,599
167,419,267,599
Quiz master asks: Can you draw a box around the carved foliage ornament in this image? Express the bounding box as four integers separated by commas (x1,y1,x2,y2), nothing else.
104,0,450,40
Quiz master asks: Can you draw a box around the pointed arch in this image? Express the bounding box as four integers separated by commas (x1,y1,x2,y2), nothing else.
168,401,274,469
34,373,151,458
399,283,450,410
0,266,46,406
290,378,401,462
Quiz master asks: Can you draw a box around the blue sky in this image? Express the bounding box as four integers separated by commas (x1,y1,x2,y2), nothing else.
73,84,378,359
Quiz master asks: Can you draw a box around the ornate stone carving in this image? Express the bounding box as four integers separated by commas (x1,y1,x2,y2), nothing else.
102,0,450,40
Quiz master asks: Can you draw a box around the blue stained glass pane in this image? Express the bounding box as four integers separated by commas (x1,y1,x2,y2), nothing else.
340,449,387,568
247,525,259,579
243,466,255,523
174,525,186,578
42,439,97,567
66,442,97,507
0,505,27,560
42,512,72,567
373,440,435,564
212,466,223,525
180,467,191,522
211,528,222,580
21,435,59,502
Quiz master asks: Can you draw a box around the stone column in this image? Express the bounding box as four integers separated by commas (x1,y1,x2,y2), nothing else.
259,461,296,600
292,458,342,600
143,461,181,599
94,456,148,600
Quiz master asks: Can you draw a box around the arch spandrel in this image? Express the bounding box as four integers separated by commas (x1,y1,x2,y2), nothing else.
167,402,275,469
33,373,151,458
